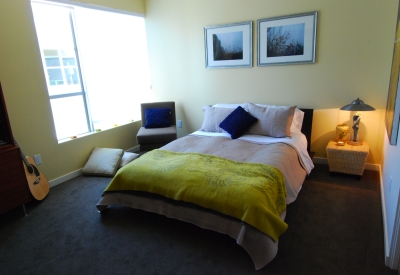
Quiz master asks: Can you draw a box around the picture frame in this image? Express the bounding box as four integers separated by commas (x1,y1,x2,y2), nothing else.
257,12,317,66
385,5,400,145
204,21,252,69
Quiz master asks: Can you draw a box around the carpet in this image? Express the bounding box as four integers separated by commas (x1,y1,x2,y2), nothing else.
0,163,396,275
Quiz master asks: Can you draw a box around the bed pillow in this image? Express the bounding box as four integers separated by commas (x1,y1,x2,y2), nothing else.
290,108,304,133
247,103,296,138
199,106,235,133
219,106,258,139
212,103,250,111
82,147,124,177
144,108,171,128
256,104,304,133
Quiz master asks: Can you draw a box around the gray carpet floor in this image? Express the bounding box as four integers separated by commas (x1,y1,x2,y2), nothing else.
0,163,397,275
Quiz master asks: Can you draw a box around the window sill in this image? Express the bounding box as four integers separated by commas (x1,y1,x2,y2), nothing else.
57,121,135,144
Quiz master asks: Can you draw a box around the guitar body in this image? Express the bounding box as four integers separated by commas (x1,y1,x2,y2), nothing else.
23,156,49,200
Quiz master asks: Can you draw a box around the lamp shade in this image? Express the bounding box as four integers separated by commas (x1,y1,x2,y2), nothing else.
340,98,375,111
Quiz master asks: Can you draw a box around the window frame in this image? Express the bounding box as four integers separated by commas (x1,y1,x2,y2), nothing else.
31,0,149,142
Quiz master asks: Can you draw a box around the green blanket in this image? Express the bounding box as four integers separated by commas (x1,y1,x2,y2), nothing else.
104,149,288,241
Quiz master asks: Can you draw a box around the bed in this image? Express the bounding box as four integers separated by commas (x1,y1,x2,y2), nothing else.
96,103,314,270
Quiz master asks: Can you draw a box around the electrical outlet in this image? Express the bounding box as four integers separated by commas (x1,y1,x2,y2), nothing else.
34,154,42,165
177,120,182,128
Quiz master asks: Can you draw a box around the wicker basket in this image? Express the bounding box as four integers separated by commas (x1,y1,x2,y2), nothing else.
326,141,369,176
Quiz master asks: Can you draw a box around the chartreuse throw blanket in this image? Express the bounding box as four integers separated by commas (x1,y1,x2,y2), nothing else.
104,149,288,241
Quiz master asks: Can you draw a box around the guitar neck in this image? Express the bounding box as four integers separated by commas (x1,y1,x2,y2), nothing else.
13,139,30,168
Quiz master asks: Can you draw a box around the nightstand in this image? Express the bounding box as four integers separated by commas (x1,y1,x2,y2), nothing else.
326,140,369,179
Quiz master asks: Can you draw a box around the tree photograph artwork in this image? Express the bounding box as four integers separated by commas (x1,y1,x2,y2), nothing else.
267,23,305,57
204,21,252,68
257,12,317,66
213,31,243,61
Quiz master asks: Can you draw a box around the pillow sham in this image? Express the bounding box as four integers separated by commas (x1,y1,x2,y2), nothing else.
256,104,304,133
199,106,235,133
145,108,171,128
247,103,296,138
82,147,124,177
219,106,258,139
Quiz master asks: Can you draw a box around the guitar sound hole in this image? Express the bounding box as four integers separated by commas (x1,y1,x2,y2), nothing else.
27,166,34,175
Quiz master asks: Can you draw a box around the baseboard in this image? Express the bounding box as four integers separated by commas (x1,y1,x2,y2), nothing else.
312,157,328,165
381,165,390,264
48,147,140,188
387,188,400,270
49,169,82,187
312,157,380,171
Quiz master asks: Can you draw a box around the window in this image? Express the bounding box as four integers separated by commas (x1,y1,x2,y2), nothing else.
31,1,153,141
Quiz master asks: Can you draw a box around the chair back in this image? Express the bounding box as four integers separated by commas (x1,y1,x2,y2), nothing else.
140,101,176,127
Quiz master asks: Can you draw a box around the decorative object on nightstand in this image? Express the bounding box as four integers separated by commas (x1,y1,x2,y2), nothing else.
335,123,349,144
340,98,375,146
326,140,369,180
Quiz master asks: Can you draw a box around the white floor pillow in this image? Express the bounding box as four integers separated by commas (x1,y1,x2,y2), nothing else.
119,152,139,168
82,147,124,177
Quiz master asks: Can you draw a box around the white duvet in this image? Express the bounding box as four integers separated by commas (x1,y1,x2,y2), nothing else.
190,131,314,174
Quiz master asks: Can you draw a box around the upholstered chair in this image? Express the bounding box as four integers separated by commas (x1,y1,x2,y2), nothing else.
136,101,177,151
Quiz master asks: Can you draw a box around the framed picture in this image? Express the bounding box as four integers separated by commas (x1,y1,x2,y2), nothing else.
385,5,400,145
204,21,252,69
257,12,317,66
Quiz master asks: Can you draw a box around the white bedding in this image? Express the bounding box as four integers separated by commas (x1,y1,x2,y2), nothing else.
190,130,314,174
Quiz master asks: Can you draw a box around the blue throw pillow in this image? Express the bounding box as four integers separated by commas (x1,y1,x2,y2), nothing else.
144,108,171,128
219,106,258,139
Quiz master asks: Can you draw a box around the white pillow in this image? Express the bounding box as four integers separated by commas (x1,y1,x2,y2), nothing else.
212,103,250,111
82,147,124,177
247,103,296,137
199,106,235,133
291,108,304,133
256,104,304,133
119,152,139,168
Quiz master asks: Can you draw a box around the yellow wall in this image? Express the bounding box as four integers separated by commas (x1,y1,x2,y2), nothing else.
0,0,398,184
0,0,144,182
144,0,398,165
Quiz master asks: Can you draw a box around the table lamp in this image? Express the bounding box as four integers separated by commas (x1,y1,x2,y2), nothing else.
340,98,375,145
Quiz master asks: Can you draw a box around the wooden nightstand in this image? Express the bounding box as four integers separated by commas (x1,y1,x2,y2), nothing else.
326,140,369,179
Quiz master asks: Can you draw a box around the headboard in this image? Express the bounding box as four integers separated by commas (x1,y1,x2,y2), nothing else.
299,108,314,154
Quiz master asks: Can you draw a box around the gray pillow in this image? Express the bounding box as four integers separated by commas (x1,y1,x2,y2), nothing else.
82,147,124,177
247,103,296,137
199,106,235,133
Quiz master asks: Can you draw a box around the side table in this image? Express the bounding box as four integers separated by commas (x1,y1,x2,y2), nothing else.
326,141,369,179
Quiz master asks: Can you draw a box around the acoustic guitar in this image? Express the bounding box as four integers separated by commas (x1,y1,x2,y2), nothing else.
14,140,49,200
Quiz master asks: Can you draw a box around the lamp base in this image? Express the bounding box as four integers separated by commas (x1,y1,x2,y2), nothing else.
347,141,363,146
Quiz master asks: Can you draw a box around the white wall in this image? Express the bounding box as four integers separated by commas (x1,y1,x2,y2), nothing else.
383,124,400,266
